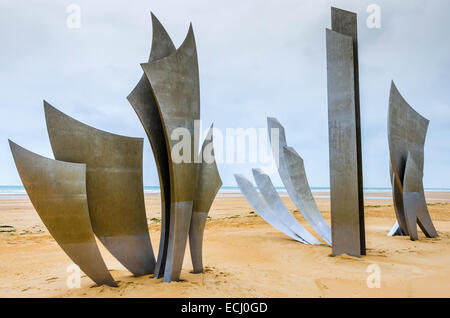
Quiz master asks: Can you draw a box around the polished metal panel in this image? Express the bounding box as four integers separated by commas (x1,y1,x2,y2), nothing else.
331,8,365,248
44,102,155,276
404,154,437,239
252,168,322,245
127,13,176,278
388,82,438,239
190,125,222,273
387,221,404,237
389,83,428,190
391,167,408,233
9,140,117,287
326,23,364,257
234,174,307,244
402,154,421,240
281,148,332,245
267,117,331,245
142,25,199,282
164,200,193,282
189,212,208,273
415,193,438,237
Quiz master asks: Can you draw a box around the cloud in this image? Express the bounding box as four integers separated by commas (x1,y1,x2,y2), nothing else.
1,0,449,188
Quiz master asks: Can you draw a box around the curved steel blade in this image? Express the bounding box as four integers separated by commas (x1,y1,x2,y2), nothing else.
252,168,322,245
9,140,117,287
127,13,176,278
44,102,155,276
234,174,307,244
387,221,404,237
388,82,437,238
403,153,438,239
402,153,421,240
190,125,222,273
267,117,332,245
142,25,199,282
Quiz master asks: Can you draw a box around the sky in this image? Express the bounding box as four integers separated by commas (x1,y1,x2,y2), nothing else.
0,0,449,188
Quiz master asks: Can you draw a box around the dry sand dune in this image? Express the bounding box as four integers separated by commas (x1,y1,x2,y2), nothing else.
0,192,449,298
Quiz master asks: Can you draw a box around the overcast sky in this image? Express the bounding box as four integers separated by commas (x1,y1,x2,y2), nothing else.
1,0,449,188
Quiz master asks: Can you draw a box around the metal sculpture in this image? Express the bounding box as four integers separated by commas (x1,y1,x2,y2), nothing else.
190,126,222,273
134,15,221,282
235,117,328,246
9,140,117,287
326,7,365,257
267,117,331,245
234,174,308,243
252,168,321,245
44,101,156,276
8,13,220,285
141,26,198,283
387,82,438,240
402,154,421,240
127,13,176,278
387,222,402,236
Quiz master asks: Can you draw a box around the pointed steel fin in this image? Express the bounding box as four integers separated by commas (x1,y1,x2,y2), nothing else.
127,13,176,278
142,24,199,282
190,124,222,273
9,140,117,287
267,117,332,245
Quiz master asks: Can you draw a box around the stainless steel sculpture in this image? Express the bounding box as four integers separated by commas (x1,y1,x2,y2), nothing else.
388,82,438,240
235,117,328,246
8,13,220,285
130,15,221,282
44,102,156,276
127,13,176,278
267,117,331,245
234,174,308,243
251,168,321,245
190,126,222,273
326,7,365,257
9,141,117,287
402,154,421,240
141,26,198,283
387,221,404,237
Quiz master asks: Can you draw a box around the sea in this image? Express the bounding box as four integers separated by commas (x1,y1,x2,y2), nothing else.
0,185,449,198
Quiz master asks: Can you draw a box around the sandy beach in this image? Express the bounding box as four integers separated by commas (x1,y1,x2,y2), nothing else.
0,191,449,298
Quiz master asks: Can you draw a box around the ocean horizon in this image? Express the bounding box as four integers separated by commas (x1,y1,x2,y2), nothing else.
1,185,450,195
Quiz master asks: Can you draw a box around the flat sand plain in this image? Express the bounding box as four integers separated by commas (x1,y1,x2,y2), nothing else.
0,192,449,298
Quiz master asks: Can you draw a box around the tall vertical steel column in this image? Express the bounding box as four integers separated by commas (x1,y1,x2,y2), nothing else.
326,7,365,257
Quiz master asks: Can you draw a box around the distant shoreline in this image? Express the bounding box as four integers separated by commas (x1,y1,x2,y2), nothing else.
1,189,450,202
1,185,450,195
